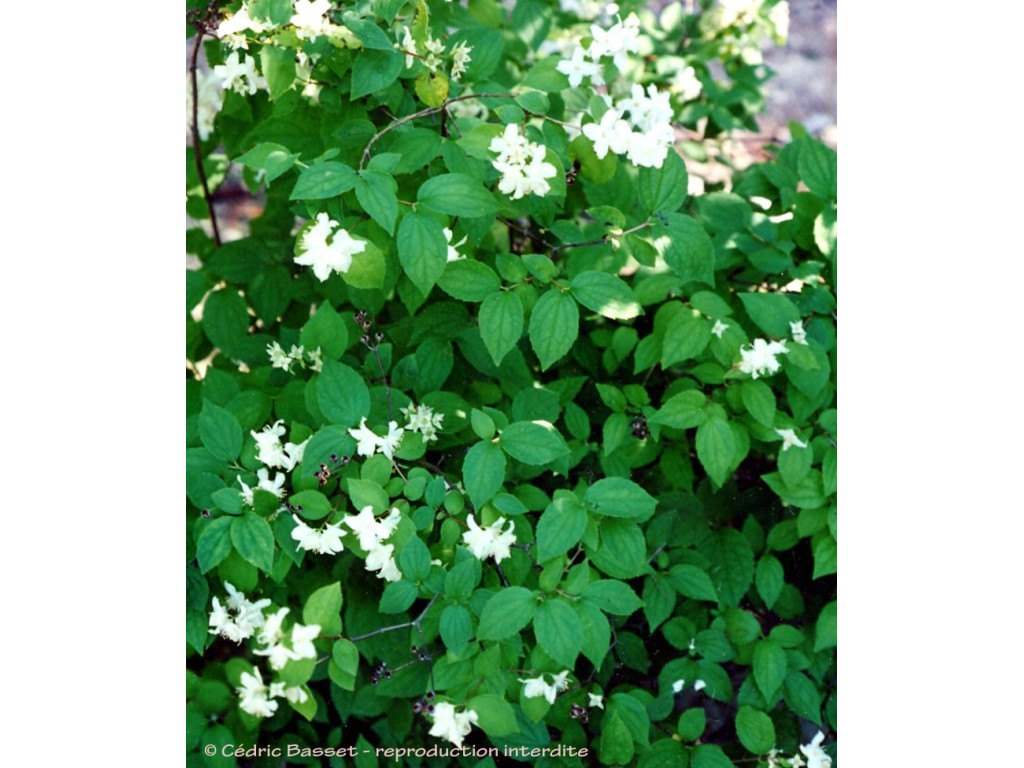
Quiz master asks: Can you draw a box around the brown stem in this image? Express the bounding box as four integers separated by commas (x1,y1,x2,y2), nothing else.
188,8,222,247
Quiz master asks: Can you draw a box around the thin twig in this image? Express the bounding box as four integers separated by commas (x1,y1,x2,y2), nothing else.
188,5,222,247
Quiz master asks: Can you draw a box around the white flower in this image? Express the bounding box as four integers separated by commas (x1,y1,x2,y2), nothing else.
582,108,633,159
291,514,347,555
294,213,366,282
775,428,807,452
737,338,789,379
237,669,279,718
790,320,808,345
290,623,321,659
451,40,472,80
284,686,309,704
306,346,323,372
398,26,417,68
711,320,730,338
365,542,402,581
252,420,288,468
770,1,790,45
267,341,293,370
401,403,445,441
255,640,299,671
790,756,806,768
345,505,392,551
349,417,381,458
519,670,571,705
588,693,605,709
428,702,478,748
208,597,231,636
258,607,290,647
488,124,556,200
588,14,640,70
291,515,321,552
213,51,264,96
212,583,271,642
290,0,331,39
442,228,467,263
694,679,706,691
256,468,285,498
556,45,603,88
462,514,516,563
672,679,685,693
218,3,266,49
318,521,347,554
670,65,702,102
799,731,831,768
281,438,309,472
378,421,404,459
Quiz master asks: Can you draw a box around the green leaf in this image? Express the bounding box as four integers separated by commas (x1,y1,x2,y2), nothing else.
300,303,348,359
289,489,333,520
740,380,776,427
696,415,735,487
391,129,443,175
379,580,418,613
397,211,447,295
755,555,784,609
799,139,838,200
351,48,403,99
196,517,233,573
591,518,648,579
814,600,837,652
201,289,249,355
738,293,801,338
232,142,298,184
677,707,706,742
415,70,449,107
655,213,715,287
784,671,822,724
355,170,398,234
535,598,582,668
290,161,358,200
529,289,579,370
260,44,296,100
345,478,389,512
706,528,755,607
418,173,500,217
479,291,524,365
637,150,688,215
477,587,537,640
467,693,519,737
535,495,587,561
669,564,718,602
331,639,359,690
316,360,370,427
643,575,676,632
438,260,501,302
662,307,711,367
752,639,787,701
500,421,570,465
444,557,481,603
600,713,635,765
399,536,431,581
230,512,275,573
691,744,734,768
440,604,473,653
584,478,657,520
582,580,643,616
570,271,642,320
812,534,837,579
303,581,343,636
651,390,707,429
463,441,506,509
735,706,775,755
199,401,242,461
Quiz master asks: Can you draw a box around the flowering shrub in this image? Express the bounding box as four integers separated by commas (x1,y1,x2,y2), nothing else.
186,0,837,765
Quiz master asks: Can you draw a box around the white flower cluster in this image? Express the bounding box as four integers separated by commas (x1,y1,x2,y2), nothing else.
345,506,403,581
671,678,706,693
775,428,807,452
488,124,558,200
556,13,640,88
217,1,270,50
290,0,333,40
428,702,479,748
401,403,445,442
251,420,309,470
209,582,271,643
238,468,286,505
186,70,226,141
236,657,316,717
798,731,832,768
251,606,320,670
291,515,348,555
519,670,571,705
582,83,675,168
737,338,789,379
396,27,473,80
462,514,516,564
294,213,366,282
267,341,323,373
699,0,790,64
558,0,620,24
213,51,266,96
349,417,404,460
669,65,703,102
